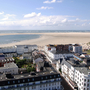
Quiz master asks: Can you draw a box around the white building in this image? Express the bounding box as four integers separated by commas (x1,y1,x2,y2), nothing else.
0,62,18,74
0,66,63,90
16,45,37,54
72,44,82,54
0,46,17,53
61,59,90,90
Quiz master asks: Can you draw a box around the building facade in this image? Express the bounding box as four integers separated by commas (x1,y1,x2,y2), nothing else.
0,70,63,90
16,45,37,54
61,59,90,90
0,62,18,74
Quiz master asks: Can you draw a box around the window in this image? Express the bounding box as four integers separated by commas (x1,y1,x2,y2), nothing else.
58,75,60,77
84,79,86,82
87,84,89,87
46,77,47,79
23,80,25,82
32,86,36,89
40,85,42,88
41,77,43,80
88,79,89,82
50,76,52,78
32,78,34,81
54,75,56,77
46,84,47,87
18,80,20,83
13,81,15,83
84,88,85,90
28,79,30,82
8,81,10,84
43,85,45,87
84,83,86,86
57,86,59,89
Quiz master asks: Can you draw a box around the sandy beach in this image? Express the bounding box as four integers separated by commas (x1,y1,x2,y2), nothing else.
0,33,90,48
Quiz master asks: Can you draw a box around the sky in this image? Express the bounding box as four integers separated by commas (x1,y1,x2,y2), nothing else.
0,0,90,30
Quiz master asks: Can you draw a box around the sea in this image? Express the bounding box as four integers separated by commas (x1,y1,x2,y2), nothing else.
0,30,90,44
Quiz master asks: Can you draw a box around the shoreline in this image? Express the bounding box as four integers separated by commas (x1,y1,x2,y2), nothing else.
0,32,90,47
0,32,90,36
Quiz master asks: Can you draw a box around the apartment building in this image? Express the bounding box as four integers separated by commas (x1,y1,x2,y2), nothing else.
0,64,63,90
72,44,82,54
0,46,17,53
61,58,90,90
0,53,14,67
0,62,18,74
16,45,37,54
0,45,38,55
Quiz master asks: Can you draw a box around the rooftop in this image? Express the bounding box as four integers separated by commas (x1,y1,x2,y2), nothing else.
62,58,90,75
0,62,18,70
51,50,72,54
75,67,90,75
16,45,37,47
0,66,59,81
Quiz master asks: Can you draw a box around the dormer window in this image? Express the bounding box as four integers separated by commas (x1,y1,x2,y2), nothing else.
46,77,47,79
50,76,52,78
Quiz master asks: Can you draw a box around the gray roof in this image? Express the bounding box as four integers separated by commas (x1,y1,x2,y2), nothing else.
4,62,17,68
61,59,71,69
62,58,90,75
35,58,43,63
75,67,90,75
16,45,37,47
0,64,58,81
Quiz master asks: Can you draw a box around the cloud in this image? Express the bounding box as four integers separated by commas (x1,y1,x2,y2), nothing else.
82,23,86,26
0,11,4,15
0,12,90,30
57,0,63,3
43,0,56,3
2,14,16,20
61,19,67,23
36,6,53,10
2,17,9,20
24,12,41,18
43,0,63,3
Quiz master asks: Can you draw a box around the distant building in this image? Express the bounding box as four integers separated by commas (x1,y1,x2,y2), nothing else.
0,53,14,67
0,62,18,74
0,46,17,53
16,45,37,54
0,45,38,55
72,44,82,54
